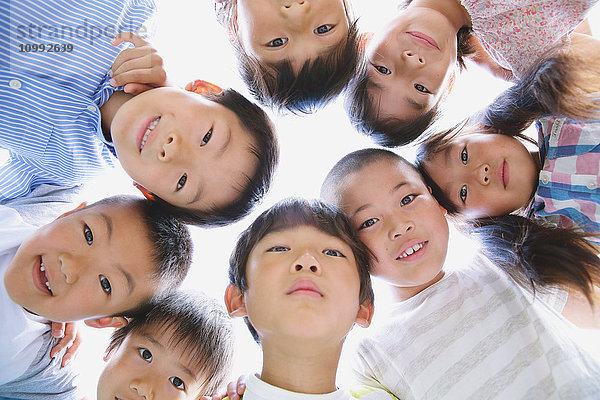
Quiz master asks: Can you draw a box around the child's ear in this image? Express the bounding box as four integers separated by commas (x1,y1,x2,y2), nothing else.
56,202,87,220
355,301,374,328
442,71,456,100
84,316,128,329
439,205,448,216
224,284,247,318
186,80,223,96
359,32,373,50
133,182,155,201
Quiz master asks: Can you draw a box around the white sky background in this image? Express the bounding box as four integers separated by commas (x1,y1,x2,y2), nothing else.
60,1,599,396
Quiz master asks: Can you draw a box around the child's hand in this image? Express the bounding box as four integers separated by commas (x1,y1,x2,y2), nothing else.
110,31,170,95
49,321,82,368
201,374,247,400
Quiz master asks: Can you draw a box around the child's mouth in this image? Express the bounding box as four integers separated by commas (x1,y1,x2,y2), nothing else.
396,241,427,260
499,160,508,188
138,116,161,153
36,257,53,295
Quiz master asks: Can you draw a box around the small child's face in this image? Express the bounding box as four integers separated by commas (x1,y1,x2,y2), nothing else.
422,132,538,218
4,203,159,322
97,331,204,400
236,0,349,72
111,87,258,212
365,8,457,122
336,159,449,288
235,225,369,343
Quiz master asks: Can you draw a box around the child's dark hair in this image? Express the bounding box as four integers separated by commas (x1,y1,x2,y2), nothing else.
345,16,473,147
469,215,600,306
154,89,279,227
105,291,234,397
92,195,192,297
483,53,600,135
229,198,374,344
215,1,360,114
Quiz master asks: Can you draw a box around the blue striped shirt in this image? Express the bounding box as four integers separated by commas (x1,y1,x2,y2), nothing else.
0,0,155,200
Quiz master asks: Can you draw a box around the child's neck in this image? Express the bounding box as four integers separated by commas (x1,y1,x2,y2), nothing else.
390,270,446,302
99,91,134,142
259,338,343,395
409,0,471,30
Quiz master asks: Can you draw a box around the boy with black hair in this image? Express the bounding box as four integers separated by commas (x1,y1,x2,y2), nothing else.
0,195,192,398
1,0,279,227
98,291,234,400
320,148,600,399
214,0,361,114
225,198,395,400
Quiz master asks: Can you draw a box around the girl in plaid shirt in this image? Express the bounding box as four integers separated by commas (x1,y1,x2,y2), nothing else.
416,37,600,243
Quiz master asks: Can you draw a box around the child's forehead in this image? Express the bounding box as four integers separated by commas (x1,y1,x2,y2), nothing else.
256,223,349,248
352,159,423,186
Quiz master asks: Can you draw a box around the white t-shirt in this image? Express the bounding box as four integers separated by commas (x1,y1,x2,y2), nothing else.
353,255,600,399
242,373,395,400
0,205,47,384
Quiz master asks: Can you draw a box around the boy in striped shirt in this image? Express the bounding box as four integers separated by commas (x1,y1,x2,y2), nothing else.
1,0,278,226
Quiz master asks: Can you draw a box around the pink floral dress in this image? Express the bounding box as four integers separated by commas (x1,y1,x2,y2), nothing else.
461,0,598,78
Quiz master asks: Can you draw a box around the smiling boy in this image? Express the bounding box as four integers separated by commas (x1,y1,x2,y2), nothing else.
320,148,600,398
1,0,279,226
224,198,395,400
0,195,192,398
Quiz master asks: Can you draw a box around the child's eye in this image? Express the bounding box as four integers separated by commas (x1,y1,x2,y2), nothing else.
83,225,93,245
99,275,112,295
461,147,468,165
414,83,431,93
170,376,186,390
374,65,391,75
201,129,212,146
138,348,153,362
323,249,344,257
267,246,289,252
358,218,379,230
400,194,416,206
314,24,334,34
267,37,288,47
176,173,187,191
460,185,468,203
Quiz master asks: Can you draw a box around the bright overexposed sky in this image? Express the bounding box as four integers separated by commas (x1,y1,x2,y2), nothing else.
17,0,597,397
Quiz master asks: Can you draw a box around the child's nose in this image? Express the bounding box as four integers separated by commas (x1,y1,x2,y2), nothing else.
291,252,321,275
158,133,178,161
281,0,310,21
402,50,425,66
59,255,79,285
389,218,414,240
476,164,490,186
130,377,154,399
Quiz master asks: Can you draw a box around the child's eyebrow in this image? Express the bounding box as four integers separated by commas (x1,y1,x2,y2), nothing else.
442,144,454,165
406,97,426,111
118,265,135,296
218,127,232,156
351,181,408,217
99,213,113,241
186,185,203,206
